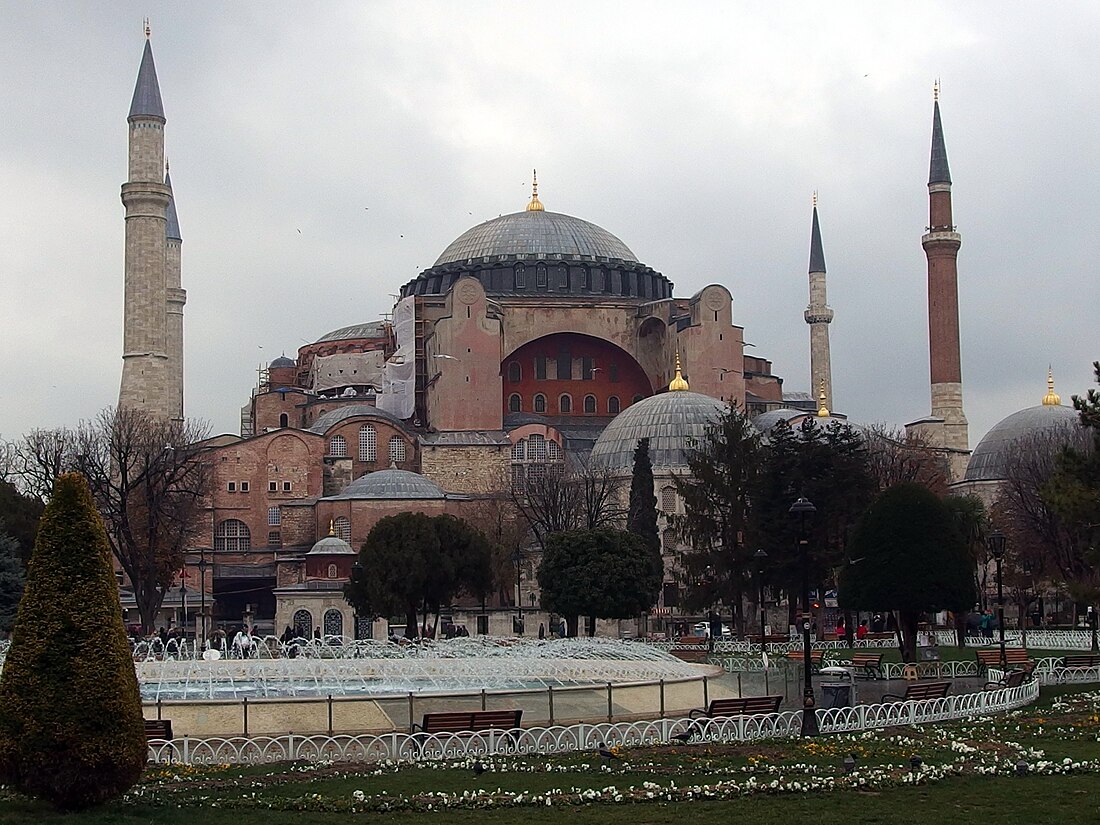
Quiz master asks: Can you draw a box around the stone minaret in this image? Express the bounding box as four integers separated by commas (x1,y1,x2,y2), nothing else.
119,30,178,419
804,196,834,412
922,87,969,478
165,165,186,421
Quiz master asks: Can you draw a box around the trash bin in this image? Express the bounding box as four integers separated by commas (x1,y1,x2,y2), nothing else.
819,666,857,709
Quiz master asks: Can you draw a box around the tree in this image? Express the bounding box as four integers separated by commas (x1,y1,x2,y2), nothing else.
70,408,212,633
538,528,662,636
671,402,762,632
627,438,663,596
6,427,74,504
1044,361,1100,601
0,479,43,563
0,535,25,633
0,473,145,810
463,493,531,608
345,512,492,637
512,456,625,550
944,494,988,644
839,483,976,661
862,424,950,495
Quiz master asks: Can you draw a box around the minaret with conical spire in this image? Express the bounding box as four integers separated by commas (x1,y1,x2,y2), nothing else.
165,162,186,421
119,23,177,419
804,193,834,413
922,83,969,480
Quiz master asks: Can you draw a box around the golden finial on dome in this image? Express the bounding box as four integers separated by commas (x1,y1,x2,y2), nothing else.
328,519,336,536
669,351,689,392
816,379,830,417
1042,367,1062,406
526,168,544,212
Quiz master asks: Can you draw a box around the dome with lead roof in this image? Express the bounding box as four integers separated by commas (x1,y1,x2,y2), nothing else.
590,391,727,472
326,468,447,500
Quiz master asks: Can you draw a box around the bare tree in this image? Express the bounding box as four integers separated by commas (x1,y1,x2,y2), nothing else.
862,424,949,495
8,427,76,502
68,408,212,632
463,492,532,607
995,424,1094,599
511,456,625,550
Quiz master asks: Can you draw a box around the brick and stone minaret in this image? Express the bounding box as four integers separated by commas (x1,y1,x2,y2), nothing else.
804,196,834,412
922,88,969,478
119,31,180,420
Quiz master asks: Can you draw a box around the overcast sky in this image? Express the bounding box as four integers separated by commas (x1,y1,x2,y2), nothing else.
1,2,1097,448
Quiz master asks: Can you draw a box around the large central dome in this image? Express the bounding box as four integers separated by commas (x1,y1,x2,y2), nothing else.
433,210,638,267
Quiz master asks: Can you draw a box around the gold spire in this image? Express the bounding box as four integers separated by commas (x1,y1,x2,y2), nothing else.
526,168,544,211
328,519,336,536
812,190,818,209
933,78,940,101
816,379,830,417
1042,367,1062,406
144,17,151,39
669,352,689,392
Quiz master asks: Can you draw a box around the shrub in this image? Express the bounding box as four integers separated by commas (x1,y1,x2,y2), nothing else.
0,473,146,810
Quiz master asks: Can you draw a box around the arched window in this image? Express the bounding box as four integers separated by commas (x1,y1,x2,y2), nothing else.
608,396,620,414
359,425,377,462
583,394,597,414
511,440,525,461
559,394,572,413
329,435,347,457
514,263,526,289
660,486,677,512
293,609,313,638
547,439,562,461
527,434,547,460
214,519,251,553
662,529,677,551
389,435,406,463
267,505,281,526
327,563,338,579
279,413,289,428
334,516,351,541
533,394,547,413
508,394,522,413
324,608,343,637
507,362,521,382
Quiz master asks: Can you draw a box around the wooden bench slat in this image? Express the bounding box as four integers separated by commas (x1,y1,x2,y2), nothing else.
416,709,522,734
882,681,951,702
1062,654,1100,668
691,695,782,718
144,719,173,741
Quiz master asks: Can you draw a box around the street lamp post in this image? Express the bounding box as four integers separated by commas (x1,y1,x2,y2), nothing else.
512,548,523,635
754,548,768,658
789,496,818,737
197,546,210,651
988,530,1008,671
179,578,188,642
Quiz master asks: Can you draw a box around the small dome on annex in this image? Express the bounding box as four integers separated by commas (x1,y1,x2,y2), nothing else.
268,355,295,369
324,467,448,500
590,362,727,472
307,404,405,434
964,372,1081,483
307,531,355,555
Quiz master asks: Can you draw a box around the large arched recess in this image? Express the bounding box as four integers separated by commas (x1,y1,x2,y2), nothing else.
502,332,653,419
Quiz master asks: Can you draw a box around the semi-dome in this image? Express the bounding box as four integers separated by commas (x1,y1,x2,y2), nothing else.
964,404,1080,482
590,390,727,472
327,468,447,500
434,210,638,267
314,321,387,344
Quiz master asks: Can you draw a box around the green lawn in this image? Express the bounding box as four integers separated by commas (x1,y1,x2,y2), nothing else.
3,685,1099,824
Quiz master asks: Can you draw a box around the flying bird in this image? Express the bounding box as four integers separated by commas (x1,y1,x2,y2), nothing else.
433,354,459,360
296,228,301,234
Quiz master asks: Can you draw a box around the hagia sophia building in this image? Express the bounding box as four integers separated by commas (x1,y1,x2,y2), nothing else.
115,35,1081,638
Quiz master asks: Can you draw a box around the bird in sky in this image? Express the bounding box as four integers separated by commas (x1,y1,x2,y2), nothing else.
296,228,301,234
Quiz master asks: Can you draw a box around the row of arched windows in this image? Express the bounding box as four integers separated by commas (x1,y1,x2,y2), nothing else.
328,426,406,463
508,393,627,415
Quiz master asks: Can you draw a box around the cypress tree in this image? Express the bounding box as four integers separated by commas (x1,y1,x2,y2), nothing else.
628,438,663,591
0,473,146,810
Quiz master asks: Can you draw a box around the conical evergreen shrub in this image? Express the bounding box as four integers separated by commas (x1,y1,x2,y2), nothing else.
0,473,146,810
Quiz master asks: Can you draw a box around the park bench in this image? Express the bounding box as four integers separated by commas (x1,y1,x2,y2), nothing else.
689,695,783,719
144,719,173,742
1060,654,1100,669
881,681,951,702
846,652,884,679
413,709,522,736
676,635,709,646
984,669,1028,690
785,649,825,672
863,632,895,641
975,648,1034,676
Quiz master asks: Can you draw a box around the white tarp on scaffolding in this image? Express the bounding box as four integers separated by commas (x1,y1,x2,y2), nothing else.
376,296,416,419
309,351,386,393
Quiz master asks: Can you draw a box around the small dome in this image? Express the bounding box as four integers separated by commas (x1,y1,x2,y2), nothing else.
965,404,1080,482
752,408,806,432
315,321,387,344
308,534,355,555
590,391,727,472
269,356,295,369
327,468,446,500
308,404,405,433
433,210,637,267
